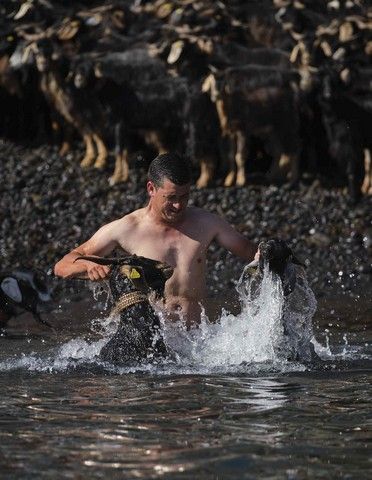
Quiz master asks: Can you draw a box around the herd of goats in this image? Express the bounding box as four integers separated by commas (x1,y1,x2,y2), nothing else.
0,0,371,200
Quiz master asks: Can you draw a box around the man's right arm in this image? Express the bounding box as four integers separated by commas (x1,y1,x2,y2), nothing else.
54,221,122,280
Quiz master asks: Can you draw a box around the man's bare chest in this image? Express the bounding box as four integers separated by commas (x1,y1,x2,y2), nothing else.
120,225,207,268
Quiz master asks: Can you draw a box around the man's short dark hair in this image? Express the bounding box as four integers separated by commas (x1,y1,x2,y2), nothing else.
148,152,191,188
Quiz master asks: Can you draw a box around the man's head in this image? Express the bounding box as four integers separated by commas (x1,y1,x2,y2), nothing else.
147,152,191,188
147,153,192,224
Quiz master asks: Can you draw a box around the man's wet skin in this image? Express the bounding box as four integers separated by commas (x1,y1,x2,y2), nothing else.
114,180,210,327
54,162,257,327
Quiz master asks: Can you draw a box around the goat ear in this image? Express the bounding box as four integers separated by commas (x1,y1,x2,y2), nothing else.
120,265,144,280
156,263,174,280
291,255,305,268
121,265,149,293
94,62,103,78
1,277,23,303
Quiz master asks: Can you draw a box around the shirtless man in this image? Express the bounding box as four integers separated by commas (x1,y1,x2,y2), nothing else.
54,153,258,325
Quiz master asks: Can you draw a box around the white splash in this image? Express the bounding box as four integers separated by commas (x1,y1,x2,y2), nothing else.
0,264,362,374
162,265,287,368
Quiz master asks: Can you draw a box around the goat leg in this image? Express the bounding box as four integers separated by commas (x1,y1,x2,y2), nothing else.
267,153,294,183
361,149,372,196
196,156,215,188
287,154,299,183
235,131,247,186
93,134,108,169
109,149,129,185
224,135,237,187
80,133,96,168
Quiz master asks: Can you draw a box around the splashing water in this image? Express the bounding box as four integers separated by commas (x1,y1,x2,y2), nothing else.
162,265,289,369
0,265,367,374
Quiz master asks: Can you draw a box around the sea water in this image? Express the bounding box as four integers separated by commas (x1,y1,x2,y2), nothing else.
0,268,371,478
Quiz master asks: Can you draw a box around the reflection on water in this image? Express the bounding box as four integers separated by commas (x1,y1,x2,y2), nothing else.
0,269,371,478
0,372,371,479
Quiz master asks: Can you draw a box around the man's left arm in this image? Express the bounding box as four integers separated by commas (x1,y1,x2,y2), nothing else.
214,216,258,262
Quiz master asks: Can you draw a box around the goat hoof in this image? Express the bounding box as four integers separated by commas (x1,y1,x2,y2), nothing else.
109,175,120,186
224,173,236,187
94,159,106,169
236,175,246,186
59,143,70,156
361,183,372,196
196,177,209,189
80,157,95,169
109,174,128,186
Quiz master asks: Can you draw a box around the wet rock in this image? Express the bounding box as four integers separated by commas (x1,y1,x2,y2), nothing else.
0,130,371,302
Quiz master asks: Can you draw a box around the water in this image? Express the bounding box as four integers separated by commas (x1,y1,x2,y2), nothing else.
0,270,371,479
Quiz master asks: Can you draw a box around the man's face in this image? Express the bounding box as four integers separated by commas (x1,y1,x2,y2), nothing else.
147,178,190,224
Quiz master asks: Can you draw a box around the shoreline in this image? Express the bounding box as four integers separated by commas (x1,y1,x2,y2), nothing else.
1,139,371,304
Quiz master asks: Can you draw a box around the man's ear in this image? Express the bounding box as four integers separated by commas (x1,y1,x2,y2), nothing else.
147,181,156,197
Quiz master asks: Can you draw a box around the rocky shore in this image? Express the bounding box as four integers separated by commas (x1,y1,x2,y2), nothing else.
1,139,371,303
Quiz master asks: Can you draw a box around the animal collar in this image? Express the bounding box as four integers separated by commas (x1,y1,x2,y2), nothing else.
111,291,148,317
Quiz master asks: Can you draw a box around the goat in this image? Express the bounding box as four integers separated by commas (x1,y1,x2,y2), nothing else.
31,39,109,170
72,51,187,184
242,239,318,362
0,268,54,331
74,255,173,364
202,66,301,186
319,70,370,201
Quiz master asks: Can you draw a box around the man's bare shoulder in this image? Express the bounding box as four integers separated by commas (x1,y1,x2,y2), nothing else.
118,207,146,224
184,207,229,240
101,208,146,236
186,207,225,226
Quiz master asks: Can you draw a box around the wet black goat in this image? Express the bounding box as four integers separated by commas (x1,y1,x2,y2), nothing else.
245,239,304,296
243,239,318,362
75,255,173,364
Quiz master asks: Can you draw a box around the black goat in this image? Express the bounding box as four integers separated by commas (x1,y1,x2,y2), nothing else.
202,66,301,187
75,255,173,364
242,239,318,362
245,239,304,296
32,39,109,171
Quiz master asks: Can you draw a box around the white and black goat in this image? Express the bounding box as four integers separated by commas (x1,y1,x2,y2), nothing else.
0,268,54,331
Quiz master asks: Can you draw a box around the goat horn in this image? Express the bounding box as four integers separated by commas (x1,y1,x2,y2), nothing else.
16,27,53,42
346,15,369,30
74,256,122,266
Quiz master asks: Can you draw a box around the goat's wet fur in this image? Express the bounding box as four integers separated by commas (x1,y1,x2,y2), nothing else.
75,255,173,365
243,239,318,362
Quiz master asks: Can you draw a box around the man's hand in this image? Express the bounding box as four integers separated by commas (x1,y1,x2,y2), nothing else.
73,256,111,281
254,249,260,261
85,261,111,281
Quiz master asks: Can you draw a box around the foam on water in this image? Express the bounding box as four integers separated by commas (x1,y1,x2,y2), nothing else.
0,266,368,374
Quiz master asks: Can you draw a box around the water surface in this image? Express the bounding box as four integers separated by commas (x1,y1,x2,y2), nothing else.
0,274,371,479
